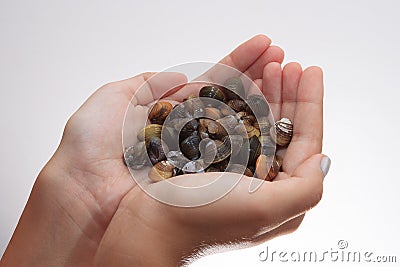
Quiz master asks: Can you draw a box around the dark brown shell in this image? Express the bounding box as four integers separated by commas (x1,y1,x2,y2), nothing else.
199,85,225,103
270,118,293,147
148,101,173,125
246,94,270,117
248,135,261,167
147,136,168,165
227,99,248,112
180,135,201,160
202,137,231,164
223,77,245,100
178,119,199,143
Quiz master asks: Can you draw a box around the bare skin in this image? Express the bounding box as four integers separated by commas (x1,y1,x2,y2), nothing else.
1,35,328,267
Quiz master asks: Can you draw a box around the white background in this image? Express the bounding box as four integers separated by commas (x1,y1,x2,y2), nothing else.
1,1,399,266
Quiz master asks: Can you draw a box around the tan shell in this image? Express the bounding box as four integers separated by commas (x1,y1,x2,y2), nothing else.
246,125,261,139
148,160,175,182
204,107,222,120
148,101,173,125
207,120,227,138
255,154,281,181
270,118,293,147
137,124,163,142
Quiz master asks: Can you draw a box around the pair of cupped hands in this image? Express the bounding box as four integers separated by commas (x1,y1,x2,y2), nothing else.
1,35,329,267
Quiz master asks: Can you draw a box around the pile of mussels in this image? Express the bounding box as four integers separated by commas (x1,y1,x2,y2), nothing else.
124,77,293,182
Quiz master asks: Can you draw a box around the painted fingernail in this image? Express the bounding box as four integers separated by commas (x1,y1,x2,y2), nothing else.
320,156,331,179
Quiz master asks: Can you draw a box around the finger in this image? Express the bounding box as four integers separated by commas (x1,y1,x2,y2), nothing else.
283,66,324,175
280,62,302,121
121,72,187,147
242,45,284,81
262,62,282,121
118,72,188,106
168,35,272,101
168,154,325,237
218,34,272,74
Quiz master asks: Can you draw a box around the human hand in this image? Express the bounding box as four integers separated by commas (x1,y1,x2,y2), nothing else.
1,35,291,266
91,41,329,266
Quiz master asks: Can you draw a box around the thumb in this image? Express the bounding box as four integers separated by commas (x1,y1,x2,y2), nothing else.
249,154,330,226
288,154,331,213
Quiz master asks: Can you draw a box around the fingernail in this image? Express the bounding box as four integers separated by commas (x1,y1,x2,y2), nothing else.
320,156,331,179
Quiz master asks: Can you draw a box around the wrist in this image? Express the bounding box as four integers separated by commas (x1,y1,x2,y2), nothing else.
1,158,102,266
93,194,192,267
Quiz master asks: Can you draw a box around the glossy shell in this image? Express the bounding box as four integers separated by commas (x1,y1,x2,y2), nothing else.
178,119,199,143
207,120,227,139
271,118,293,147
147,136,168,165
223,77,245,100
180,135,201,160
148,160,175,182
199,85,225,103
148,101,173,125
202,137,231,164
137,124,162,141
248,135,261,167
227,99,248,112
255,154,281,181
